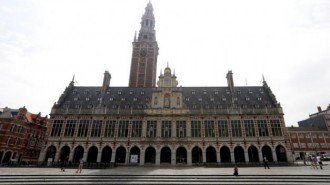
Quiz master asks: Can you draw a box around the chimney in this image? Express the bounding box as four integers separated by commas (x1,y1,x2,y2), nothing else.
317,106,322,112
226,70,234,92
102,71,111,93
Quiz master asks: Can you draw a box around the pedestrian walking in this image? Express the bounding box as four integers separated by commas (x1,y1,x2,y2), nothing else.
76,158,84,173
233,166,238,176
317,156,323,170
263,156,270,169
59,159,65,172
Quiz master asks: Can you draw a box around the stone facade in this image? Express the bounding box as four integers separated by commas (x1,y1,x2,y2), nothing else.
39,2,292,166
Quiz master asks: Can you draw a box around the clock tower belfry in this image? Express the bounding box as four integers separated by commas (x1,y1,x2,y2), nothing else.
129,2,159,87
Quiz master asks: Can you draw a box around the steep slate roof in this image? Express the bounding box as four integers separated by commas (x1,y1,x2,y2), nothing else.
53,84,279,111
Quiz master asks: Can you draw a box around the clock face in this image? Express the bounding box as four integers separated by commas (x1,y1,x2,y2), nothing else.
140,50,147,57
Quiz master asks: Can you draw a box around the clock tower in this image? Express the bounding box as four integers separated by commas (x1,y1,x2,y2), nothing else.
129,2,159,87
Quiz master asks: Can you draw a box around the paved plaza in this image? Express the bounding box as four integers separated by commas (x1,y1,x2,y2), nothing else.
0,162,329,176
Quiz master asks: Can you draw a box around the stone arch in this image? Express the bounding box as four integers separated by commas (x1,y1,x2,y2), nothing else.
220,145,231,163
160,146,171,163
101,146,112,163
247,145,259,163
234,145,245,162
115,146,126,163
176,146,187,164
44,145,56,162
276,144,287,162
59,145,70,162
87,146,98,163
191,146,203,164
144,146,156,164
72,145,84,163
130,146,141,164
261,145,273,162
206,146,217,163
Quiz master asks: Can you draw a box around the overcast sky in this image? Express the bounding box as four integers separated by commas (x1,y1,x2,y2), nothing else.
1,0,330,126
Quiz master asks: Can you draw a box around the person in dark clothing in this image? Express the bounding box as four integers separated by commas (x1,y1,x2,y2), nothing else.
263,156,270,169
233,166,238,176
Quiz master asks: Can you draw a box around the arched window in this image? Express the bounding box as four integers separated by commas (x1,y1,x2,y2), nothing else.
177,97,180,106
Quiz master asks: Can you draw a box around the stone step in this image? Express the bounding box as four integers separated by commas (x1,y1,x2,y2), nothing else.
0,175,329,185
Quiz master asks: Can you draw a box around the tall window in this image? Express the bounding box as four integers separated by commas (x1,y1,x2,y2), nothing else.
204,120,215,137
218,120,228,137
118,120,129,137
90,120,102,137
176,120,186,138
64,120,76,137
161,120,171,138
270,120,282,136
132,120,142,137
147,120,157,138
77,120,89,137
104,120,116,137
191,120,201,137
231,120,242,137
10,124,16,132
257,120,269,137
50,120,63,137
244,120,255,137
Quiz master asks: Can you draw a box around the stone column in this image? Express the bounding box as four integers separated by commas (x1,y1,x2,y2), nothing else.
244,150,249,163
187,150,192,165
97,150,102,163
171,150,176,165
54,149,60,162
217,150,221,163
38,148,46,162
83,150,88,162
125,150,130,164
202,150,206,163
230,151,235,163
69,148,74,162
272,150,278,162
258,150,263,162
110,151,116,163
155,151,160,165
140,150,145,165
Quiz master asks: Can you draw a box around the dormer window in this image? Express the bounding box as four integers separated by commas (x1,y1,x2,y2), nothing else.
249,90,253,94
96,91,100,94
226,90,230,94
192,91,196,95
74,97,79,101
246,97,250,101
133,97,138,101
141,91,145,95
185,98,189,101
129,91,134,94
86,97,90,101
203,91,207,94
75,104,80,109
118,91,122,95
106,91,110,94
222,97,226,101
233,97,238,101
198,98,202,101
73,90,77,94
109,98,114,101
192,105,197,109
121,98,126,101
210,98,214,101
214,91,219,94
257,97,262,101
112,105,117,109
88,104,93,108
84,90,89,94
97,97,102,101
237,91,241,94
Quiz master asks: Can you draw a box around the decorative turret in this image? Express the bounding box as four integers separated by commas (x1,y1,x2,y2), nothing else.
101,70,111,93
226,70,234,92
157,65,178,88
